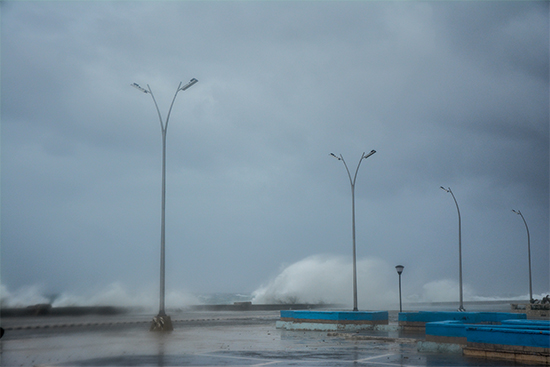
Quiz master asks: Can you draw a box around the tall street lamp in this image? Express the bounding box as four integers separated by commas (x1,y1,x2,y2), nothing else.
330,150,376,311
440,186,465,312
132,78,198,331
512,209,533,303
395,265,404,313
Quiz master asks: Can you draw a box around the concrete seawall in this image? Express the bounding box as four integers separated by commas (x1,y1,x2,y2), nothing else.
190,303,338,311
2,303,335,317
1,305,129,317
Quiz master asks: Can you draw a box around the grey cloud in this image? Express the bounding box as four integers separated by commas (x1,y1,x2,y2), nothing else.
1,1,547,301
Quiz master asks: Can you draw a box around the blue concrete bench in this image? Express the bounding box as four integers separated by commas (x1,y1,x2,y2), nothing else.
399,311,526,328
422,319,549,363
466,324,550,349
425,319,549,345
501,319,550,328
464,322,549,364
425,321,468,344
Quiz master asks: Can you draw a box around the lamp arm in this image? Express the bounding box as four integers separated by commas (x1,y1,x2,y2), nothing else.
449,189,461,223
340,156,354,188
352,153,366,186
147,85,165,132
164,82,183,133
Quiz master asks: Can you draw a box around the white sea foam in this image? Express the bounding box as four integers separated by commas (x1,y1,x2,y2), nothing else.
0,282,200,310
0,284,50,307
1,255,547,309
251,254,397,309
251,254,549,308
417,279,474,303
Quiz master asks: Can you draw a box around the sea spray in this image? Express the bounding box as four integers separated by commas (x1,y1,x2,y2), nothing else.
419,279,474,303
251,254,397,309
250,254,550,309
0,284,50,307
2,267,546,310
0,282,199,310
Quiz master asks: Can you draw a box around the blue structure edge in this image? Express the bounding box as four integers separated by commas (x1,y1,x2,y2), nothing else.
399,311,526,325
467,325,550,349
281,310,388,322
425,319,549,350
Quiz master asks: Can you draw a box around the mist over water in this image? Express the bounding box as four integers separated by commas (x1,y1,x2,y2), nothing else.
1,254,546,309
250,255,471,308
250,255,545,308
0,284,51,308
251,255,395,308
0,282,199,311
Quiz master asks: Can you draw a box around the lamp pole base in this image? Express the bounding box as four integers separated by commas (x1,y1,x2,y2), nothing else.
150,314,173,332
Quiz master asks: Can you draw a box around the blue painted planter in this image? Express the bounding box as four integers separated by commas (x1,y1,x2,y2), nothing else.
426,321,467,338
280,310,294,319
501,319,550,328
427,320,550,339
463,322,550,364
399,311,526,327
425,318,550,352
466,325,550,349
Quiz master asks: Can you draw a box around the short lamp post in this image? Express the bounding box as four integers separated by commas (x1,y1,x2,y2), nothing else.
512,209,533,303
132,78,198,331
440,186,466,312
330,150,376,311
395,265,404,312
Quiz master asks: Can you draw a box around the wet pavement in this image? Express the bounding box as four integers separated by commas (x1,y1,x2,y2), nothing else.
0,310,525,366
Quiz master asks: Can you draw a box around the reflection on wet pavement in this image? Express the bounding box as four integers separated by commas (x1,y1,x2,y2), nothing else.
0,311,519,366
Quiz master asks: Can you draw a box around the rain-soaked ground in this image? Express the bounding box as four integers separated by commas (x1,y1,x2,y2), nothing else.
0,310,525,366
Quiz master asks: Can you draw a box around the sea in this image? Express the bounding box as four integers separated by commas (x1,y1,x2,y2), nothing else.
194,292,524,313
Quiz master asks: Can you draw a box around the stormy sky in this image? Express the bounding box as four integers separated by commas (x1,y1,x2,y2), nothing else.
1,1,548,308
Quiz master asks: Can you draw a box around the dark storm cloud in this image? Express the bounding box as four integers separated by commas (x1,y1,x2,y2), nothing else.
1,1,548,304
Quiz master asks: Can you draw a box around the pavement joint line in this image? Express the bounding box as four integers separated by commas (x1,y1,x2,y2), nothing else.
328,332,418,344
199,351,421,367
356,353,396,362
253,361,281,366
357,361,418,367
199,352,280,364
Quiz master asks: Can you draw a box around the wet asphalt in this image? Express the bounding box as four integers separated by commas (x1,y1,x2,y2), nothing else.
0,310,523,366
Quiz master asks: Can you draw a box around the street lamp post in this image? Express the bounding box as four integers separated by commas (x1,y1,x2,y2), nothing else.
440,186,465,312
330,150,376,311
395,265,404,313
512,209,533,303
132,78,198,331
